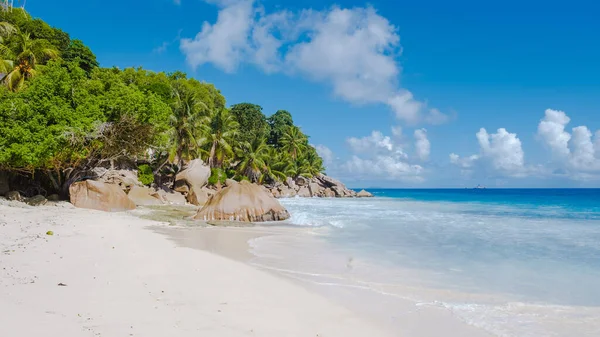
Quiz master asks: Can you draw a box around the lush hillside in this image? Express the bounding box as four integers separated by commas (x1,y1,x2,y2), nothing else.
0,8,324,196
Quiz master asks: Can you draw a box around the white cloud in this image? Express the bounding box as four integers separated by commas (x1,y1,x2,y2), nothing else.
180,1,448,124
538,109,571,158
341,129,429,182
414,128,430,161
450,127,528,177
344,155,424,182
476,128,525,174
347,131,398,155
315,144,334,168
449,153,479,168
180,0,255,73
153,41,169,54
537,109,600,175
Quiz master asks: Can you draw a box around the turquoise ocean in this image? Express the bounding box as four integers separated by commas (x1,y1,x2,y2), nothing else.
249,189,600,336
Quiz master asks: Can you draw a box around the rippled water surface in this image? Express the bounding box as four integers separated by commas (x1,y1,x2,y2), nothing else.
249,189,600,336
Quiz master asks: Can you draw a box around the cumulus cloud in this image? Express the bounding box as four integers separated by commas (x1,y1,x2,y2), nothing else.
537,109,600,174
339,129,429,182
315,144,334,168
180,0,448,124
450,127,528,177
414,129,430,161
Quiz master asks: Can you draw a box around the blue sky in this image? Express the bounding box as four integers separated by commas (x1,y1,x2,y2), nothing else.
25,0,600,187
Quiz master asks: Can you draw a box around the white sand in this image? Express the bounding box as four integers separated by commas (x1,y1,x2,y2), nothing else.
0,202,395,337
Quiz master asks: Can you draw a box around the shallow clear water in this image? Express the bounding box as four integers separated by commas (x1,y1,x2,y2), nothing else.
249,189,600,336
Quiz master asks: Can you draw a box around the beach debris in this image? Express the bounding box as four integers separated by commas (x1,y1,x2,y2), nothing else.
46,231,54,236
58,283,67,286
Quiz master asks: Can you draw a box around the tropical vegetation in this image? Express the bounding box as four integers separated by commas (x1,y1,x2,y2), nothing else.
0,7,324,196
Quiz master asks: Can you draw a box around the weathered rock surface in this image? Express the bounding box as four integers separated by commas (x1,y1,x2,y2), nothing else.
157,188,187,205
174,159,211,205
92,168,142,190
69,180,136,212
356,189,374,198
315,174,357,198
5,191,22,201
194,181,290,222
128,186,164,206
24,195,47,206
296,186,311,198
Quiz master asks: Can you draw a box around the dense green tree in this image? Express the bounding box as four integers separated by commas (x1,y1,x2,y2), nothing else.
235,138,270,183
1,29,60,91
229,103,268,145
280,125,307,160
267,109,293,147
168,80,207,165
0,8,327,195
63,39,98,74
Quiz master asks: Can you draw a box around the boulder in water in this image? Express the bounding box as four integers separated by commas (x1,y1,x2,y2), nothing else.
356,189,374,198
194,181,290,222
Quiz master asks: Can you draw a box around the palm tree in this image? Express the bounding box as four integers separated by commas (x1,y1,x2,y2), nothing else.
0,22,16,74
280,126,307,160
198,108,238,168
298,147,324,178
168,82,207,165
235,138,271,183
1,29,60,91
262,147,289,183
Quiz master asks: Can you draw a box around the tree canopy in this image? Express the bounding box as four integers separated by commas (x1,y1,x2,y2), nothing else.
0,8,325,195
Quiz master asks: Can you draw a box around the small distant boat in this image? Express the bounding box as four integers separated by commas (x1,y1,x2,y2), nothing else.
473,184,486,189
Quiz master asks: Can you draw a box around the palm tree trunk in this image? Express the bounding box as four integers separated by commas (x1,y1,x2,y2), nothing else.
208,140,217,168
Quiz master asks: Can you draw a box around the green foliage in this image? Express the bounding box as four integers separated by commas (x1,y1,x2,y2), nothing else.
63,39,98,74
208,168,227,186
229,103,268,145
138,164,154,185
0,9,327,194
267,110,293,147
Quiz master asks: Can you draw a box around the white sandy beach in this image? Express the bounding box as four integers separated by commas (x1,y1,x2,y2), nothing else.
0,202,396,337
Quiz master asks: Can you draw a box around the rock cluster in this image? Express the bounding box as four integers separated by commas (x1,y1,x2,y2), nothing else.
267,174,357,198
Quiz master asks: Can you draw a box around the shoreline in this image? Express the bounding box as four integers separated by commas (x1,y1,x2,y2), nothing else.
0,202,395,337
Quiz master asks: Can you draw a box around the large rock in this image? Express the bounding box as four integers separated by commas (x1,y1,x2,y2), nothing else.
278,186,296,198
25,195,48,206
295,176,308,186
0,171,9,196
158,189,187,205
357,189,374,198
5,191,22,201
69,180,136,212
128,186,164,206
323,188,336,198
316,174,356,198
296,186,311,198
92,168,141,190
285,177,296,189
194,181,290,222
308,182,323,197
174,159,211,205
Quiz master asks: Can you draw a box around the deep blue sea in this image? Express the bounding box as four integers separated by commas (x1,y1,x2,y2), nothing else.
250,189,600,336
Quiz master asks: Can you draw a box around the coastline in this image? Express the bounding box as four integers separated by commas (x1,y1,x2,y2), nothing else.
0,202,394,337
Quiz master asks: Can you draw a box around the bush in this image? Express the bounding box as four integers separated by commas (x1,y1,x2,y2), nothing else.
208,168,227,186
137,164,154,186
